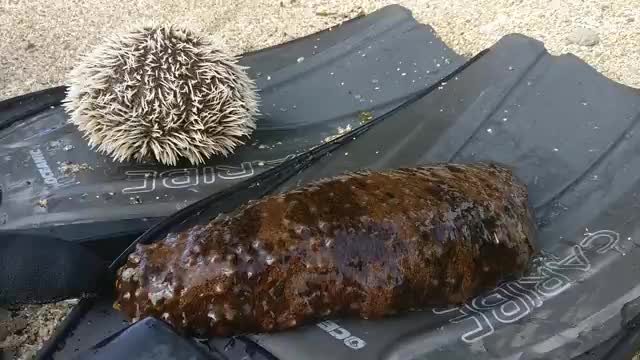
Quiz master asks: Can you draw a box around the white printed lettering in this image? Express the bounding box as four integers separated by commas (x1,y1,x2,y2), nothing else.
316,321,366,350
203,167,216,184
123,170,156,194
580,230,620,254
433,229,619,344
29,148,60,188
344,336,367,350
317,320,340,332
161,168,198,188
217,162,254,180
329,327,351,340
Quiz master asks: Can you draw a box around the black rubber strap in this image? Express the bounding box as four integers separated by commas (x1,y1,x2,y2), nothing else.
0,86,66,132
0,232,109,305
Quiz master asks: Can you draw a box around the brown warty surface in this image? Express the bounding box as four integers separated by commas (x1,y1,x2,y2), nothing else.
114,163,535,336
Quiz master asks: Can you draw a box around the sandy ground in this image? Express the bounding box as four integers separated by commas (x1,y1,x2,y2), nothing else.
1,0,640,102
0,0,639,358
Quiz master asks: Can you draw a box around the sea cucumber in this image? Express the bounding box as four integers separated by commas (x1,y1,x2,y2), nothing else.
114,163,535,336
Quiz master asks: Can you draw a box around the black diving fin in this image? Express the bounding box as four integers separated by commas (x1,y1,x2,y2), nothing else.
0,5,465,305
48,33,640,360
0,5,464,261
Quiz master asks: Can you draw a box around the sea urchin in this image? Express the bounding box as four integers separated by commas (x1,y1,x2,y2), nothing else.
64,24,259,166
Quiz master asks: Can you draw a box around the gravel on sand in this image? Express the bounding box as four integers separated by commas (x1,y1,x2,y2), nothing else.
0,0,638,358
1,0,639,102
0,302,75,360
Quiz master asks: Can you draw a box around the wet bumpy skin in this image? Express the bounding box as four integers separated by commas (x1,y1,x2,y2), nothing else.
114,163,535,336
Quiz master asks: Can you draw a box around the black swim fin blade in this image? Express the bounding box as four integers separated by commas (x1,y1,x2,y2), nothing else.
0,232,109,305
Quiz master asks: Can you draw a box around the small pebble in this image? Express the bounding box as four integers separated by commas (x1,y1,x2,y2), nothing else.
24,41,36,51
566,27,600,46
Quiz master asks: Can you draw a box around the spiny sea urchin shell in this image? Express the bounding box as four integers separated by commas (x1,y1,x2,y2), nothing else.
64,24,259,166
